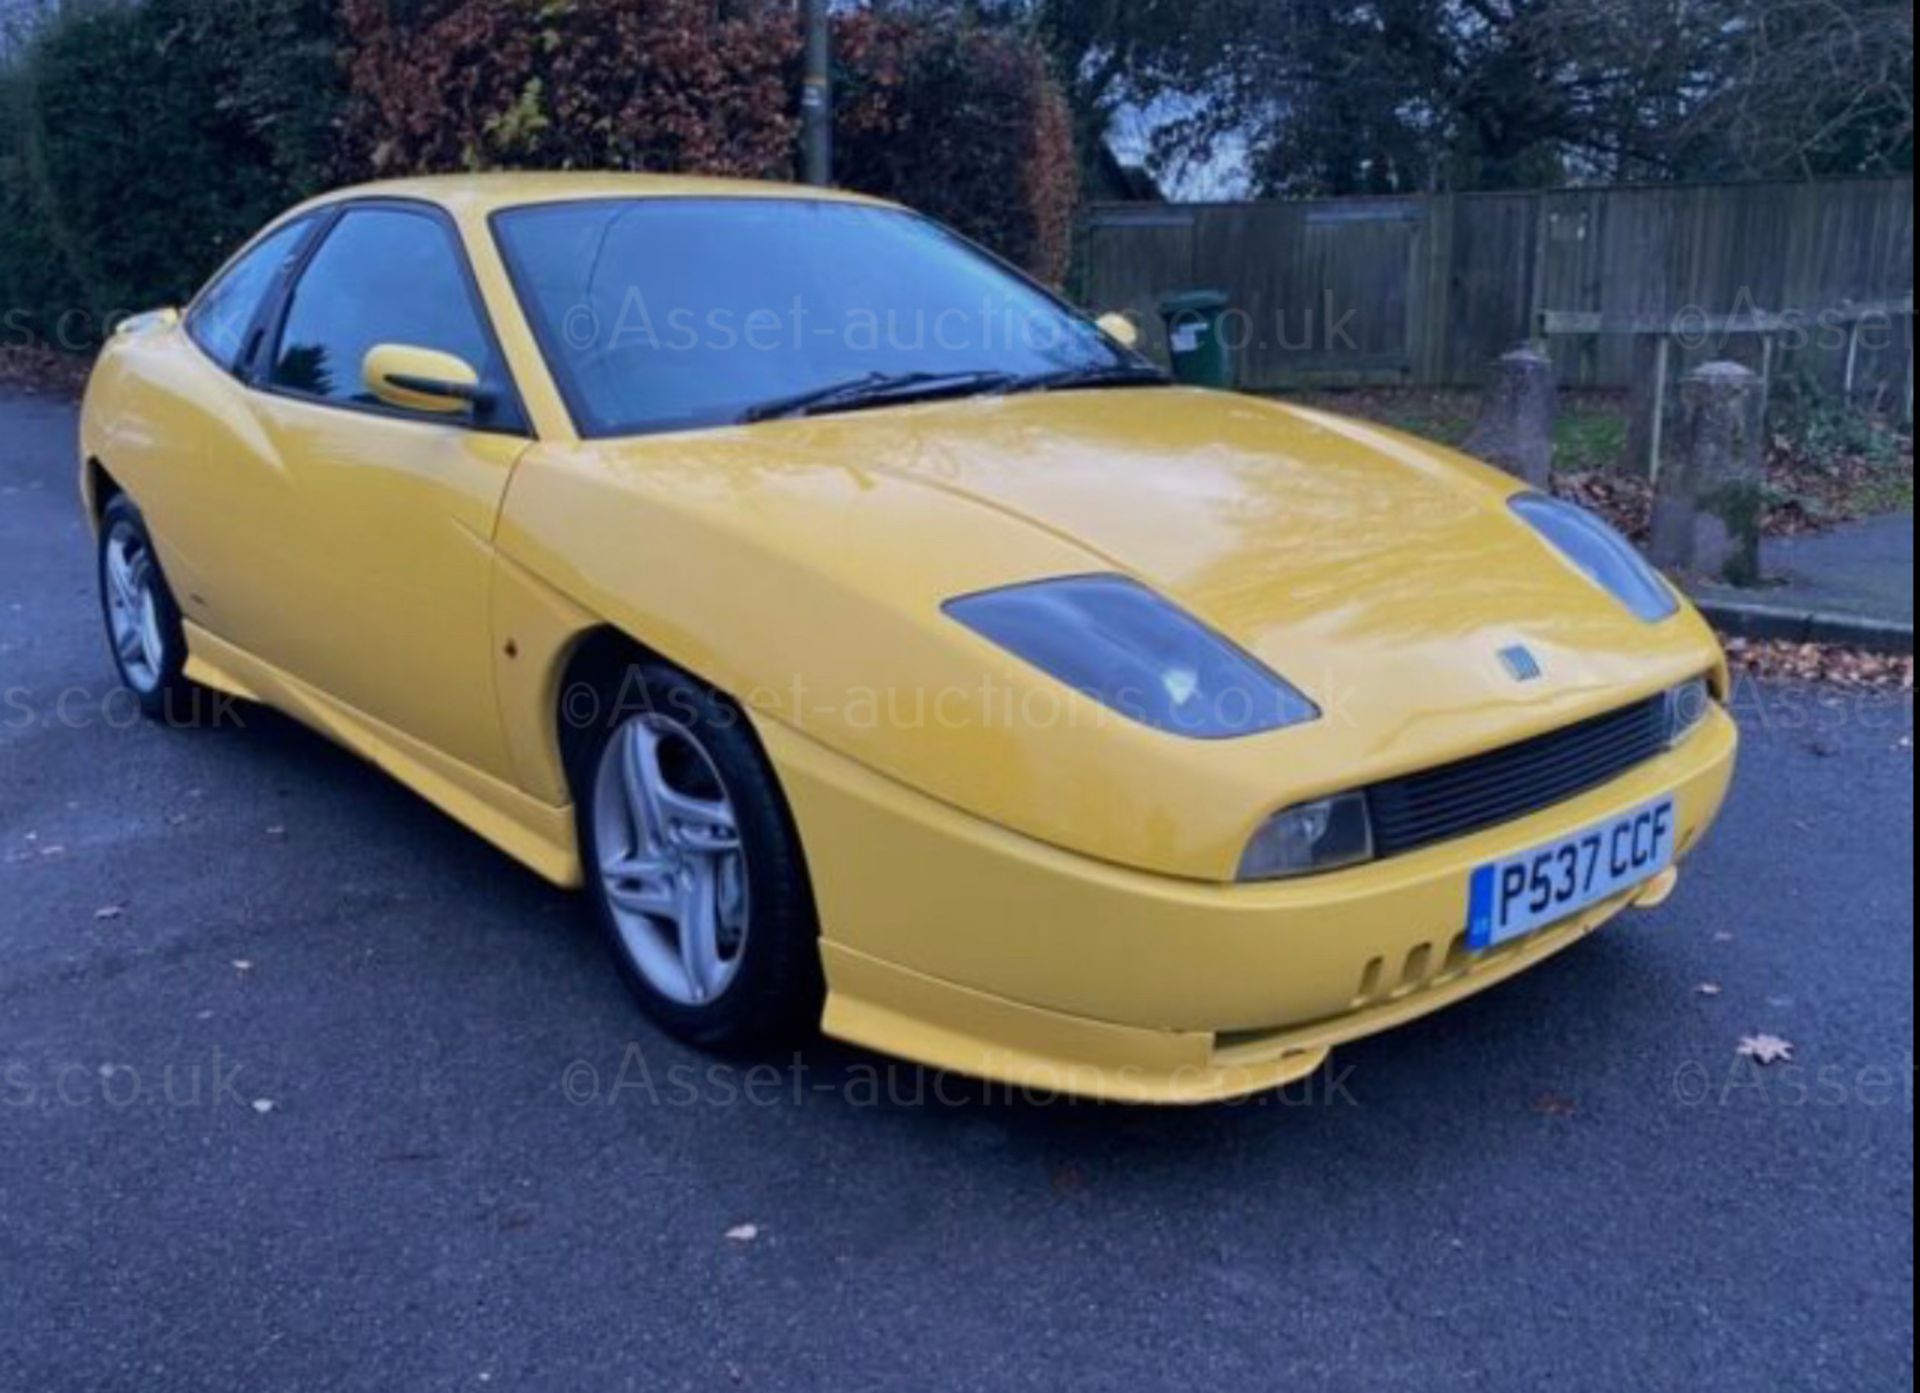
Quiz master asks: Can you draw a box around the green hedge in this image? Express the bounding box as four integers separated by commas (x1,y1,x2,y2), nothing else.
2,1,1075,352
341,0,1077,282
2,0,344,350
337,0,802,181
0,58,80,352
835,11,1076,286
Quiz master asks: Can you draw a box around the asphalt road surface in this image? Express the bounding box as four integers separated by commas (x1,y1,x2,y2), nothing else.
2,390,1912,1392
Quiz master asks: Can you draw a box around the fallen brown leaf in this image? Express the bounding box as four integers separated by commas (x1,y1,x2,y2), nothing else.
1725,638,1914,691
1737,1034,1796,1066
1531,1092,1579,1118
1556,470,1653,541
0,344,93,397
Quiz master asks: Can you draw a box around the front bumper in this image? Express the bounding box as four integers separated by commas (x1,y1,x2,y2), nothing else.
761,708,1739,1105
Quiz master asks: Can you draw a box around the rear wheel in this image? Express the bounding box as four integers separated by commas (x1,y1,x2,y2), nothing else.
96,495,203,724
568,657,823,1052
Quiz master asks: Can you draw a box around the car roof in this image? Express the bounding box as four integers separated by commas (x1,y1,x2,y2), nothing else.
297,171,894,219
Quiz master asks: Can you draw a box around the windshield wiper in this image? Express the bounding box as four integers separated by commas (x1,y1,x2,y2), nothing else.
742,370,1020,424
1005,363,1172,396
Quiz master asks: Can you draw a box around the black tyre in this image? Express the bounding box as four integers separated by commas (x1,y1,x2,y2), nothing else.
96,494,205,725
565,655,824,1053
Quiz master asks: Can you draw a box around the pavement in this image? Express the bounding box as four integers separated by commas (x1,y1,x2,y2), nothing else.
1688,513,1915,651
1,391,1914,1392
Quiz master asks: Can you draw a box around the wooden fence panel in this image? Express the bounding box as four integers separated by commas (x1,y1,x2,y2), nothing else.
1081,177,1914,395
1436,192,1538,383
1194,198,1424,384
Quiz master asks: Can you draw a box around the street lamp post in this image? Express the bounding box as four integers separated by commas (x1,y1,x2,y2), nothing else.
802,0,832,186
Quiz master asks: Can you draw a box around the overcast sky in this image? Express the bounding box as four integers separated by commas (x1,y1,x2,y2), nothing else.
1108,96,1255,202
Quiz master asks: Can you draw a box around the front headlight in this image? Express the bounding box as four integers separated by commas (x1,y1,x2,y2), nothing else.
1511,493,1679,624
944,574,1319,739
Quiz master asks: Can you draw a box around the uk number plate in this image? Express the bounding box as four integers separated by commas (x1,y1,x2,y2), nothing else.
1466,798,1677,951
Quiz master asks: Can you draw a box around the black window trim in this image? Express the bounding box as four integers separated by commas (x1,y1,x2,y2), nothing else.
183,213,322,381
250,196,531,439
487,195,1134,443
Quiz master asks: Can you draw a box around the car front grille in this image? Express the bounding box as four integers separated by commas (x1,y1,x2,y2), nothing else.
1366,694,1674,859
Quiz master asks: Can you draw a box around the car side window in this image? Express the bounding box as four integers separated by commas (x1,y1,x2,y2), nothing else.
269,207,496,411
185,218,314,374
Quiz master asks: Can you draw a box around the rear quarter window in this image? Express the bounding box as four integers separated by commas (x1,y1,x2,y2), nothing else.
185,218,315,374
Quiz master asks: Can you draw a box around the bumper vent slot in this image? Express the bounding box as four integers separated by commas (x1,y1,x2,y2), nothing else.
1367,695,1671,858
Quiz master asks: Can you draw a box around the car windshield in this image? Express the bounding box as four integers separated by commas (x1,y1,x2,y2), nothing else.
493,198,1141,438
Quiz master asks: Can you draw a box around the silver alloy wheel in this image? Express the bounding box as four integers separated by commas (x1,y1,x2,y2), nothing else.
104,521,166,694
591,713,750,1006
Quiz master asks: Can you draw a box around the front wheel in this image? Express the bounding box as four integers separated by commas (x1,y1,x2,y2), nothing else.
96,494,203,724
569,658,823,1053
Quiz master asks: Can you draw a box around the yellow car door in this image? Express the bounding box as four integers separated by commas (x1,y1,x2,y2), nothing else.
234,201,531,783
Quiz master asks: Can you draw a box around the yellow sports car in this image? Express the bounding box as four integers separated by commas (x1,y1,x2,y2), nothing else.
80,174,1737,1103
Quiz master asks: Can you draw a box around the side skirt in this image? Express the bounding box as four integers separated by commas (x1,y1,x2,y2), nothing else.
183,622,584,888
